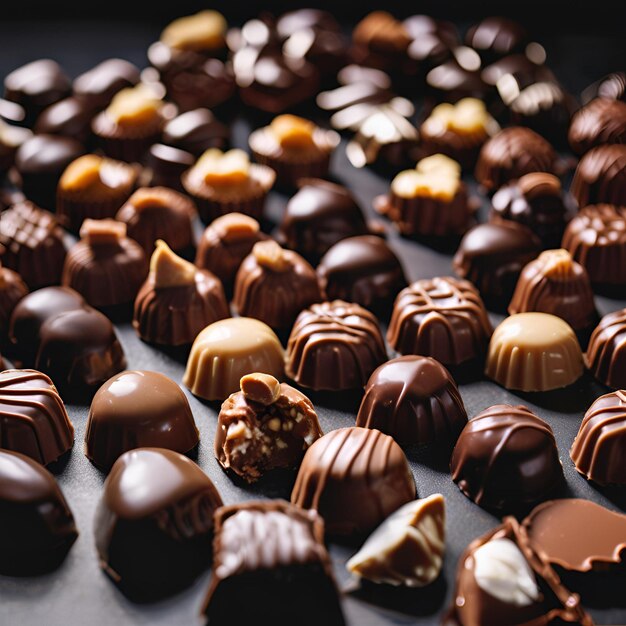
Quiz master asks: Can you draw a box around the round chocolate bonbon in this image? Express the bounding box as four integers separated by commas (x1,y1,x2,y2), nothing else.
568,97,626,155
585,307,626,389
570,144,626,207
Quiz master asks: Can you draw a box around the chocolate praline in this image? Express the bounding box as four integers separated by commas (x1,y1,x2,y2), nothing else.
356,355,468,447
73,59,141,109
585,307,626,389
570,144,626,207
0,449,78,575
568,97,626,155
144,143,195,191
94,447,223,599
0,265,28,340
162,108,229,154
34,97,96,143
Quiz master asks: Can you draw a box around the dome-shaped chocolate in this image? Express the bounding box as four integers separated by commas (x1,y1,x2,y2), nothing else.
568,97,626,155
585,307,626,389
0,264,28,339
570,144,626,207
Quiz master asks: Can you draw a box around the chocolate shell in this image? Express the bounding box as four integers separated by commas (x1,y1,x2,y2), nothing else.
465,17,527,63
585,307,626,389
356,355,468,447
162,108,229,154
570,144,626,207
291,426,416,536
568,97,626,155
34,97,95,142
144,143,194,191
0,265,28,339
73,58,140,109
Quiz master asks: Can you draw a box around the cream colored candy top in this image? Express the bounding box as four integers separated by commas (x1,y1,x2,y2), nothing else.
491,312,578,349
106,85,163,127
269,114,316,149
535,249,577,280
391,153,461,200
160,10,227,51
422,98,494,136
212,213,260,243
252,240,290,272
150,240,196,288
194,149,251,187
80,218,126,245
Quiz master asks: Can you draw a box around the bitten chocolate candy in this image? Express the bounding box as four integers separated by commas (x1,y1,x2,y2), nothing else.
95,448,223,599
451,405,564,513
285,300,387,391
0,264,28,339
215,373,322,483
570,391,626,485
85,370,200,471
570,144,626,207
387,277,492,365
202,500,345,626
585,307,626,389
0,449,78,575
356,356,467,447
291,426,416,536
568,97,626,155
0,369,74,466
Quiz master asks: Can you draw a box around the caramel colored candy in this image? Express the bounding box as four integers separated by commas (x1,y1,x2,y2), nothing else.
269,115,316,149
240,373,281,406
196,149,250,187
59,154,103,192
150,240,196,289
486,312,583,391
105,85,162,128
160,10,227,51
391,154,461,201
79,218,126,245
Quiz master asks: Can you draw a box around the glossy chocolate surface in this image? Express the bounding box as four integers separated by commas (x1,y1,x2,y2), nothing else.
162,108,229,154
145,143,195,191
585,307,626,389
465,17,527,63
568,97,626,155
0,265,28,339
34,97,95,142
73,59,140,109
570,144,626,207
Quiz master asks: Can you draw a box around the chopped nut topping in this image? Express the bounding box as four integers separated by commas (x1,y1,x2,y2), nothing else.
80,218,126,245
106,85,162,127
252,240,290,272
518,172,562,199
150,240,196,288
60,155,103,191
226,421,247,441
391,153,461,200
196,148,250,187
424,98,494,135
160,10,227,51
240,372,281,405
270,114,316,149
267,418,281,431
212,213,260,243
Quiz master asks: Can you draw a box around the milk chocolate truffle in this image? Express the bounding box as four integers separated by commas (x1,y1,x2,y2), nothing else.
134,241,228,346
490,172,577,248
144,143,194,191
585,308,626,389
0,449,78,575
162,108,229,154
286,300,386,392
0,369,73,466
34,97,95,142
184,317,284,401
249,115,339,188
453,221,541,308
56,154,139,233
73,58,140,109
356,356,468,447
0,264,28,339
85,370,199,471
182,148,276,223
562,204,626,291
487,313,583,391
202,500,345,626
570,144,626,207
95,447,223,599
509,249,597,336
291,426,416,536
234,241,322,331
195,213,269,288
347,494,445,587
570,391,626,485
568,97,626,155
116,187,196,256
475,127,558,192
387,277,492,365
317,236,407,316
215,373,322,483
62,219,148,310
451,405,564,512
375,154,472,238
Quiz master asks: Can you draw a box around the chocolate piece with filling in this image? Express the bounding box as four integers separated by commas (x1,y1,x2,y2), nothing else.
215,373,322,483
162,108,229,154
570,144,626,207
291,426,416,537
144,143,194,191
568,97,626,155
585,307,626,389
95,447,223,600
0,264,28,340
0,449,78,575
73,59,141,109
34,97,96,143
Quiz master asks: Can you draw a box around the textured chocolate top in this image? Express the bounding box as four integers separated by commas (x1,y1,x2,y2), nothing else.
568,97,626,155
570,144,626,207
585,307,626,389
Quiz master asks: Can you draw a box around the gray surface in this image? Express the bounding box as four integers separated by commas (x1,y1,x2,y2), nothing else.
1,19,626,626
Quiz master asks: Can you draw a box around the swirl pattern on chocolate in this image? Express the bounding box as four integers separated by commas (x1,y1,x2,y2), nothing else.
568,97,626,155
585,307,626,389
570,144,626,207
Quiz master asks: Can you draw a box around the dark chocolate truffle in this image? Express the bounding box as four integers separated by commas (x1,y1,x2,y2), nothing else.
356,355,468,447
0,369,74,466
387,277,492,365
285,300,387,392
34,97,95,142
73,58,140,109
465,17,527,63
570,390,626,486
94,447,223,599
317,235,407,317
453,221,542,308
202,500,345,626
570,144,626,207
85,370,199,471
0,264,28,340
0,120,31,174
475,127,558,192
585,307,626,389
425,59,488,105
233,240,322,331
568,97,626,155
0,449,78,575
291,426,416,536
215,373,322,483
162,108,229,154
144,143,195,191
450,404,563,513
403,15,458,80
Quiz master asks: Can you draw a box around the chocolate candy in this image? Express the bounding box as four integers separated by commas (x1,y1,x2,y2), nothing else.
490,172,577,248
356,356,467,447
387,277,492,366
202,500,345,626
144,143,194,191
474,127,558,192
568,97,626,155
34,97,95,142
453,221,541,308
317,235,407,317
465,17,528,63
73,58,140,109
291,426,416,536
215,373,322,483
0,119,31,173
486,313,583,391
162,108,229,154
0,449,77,575
425,59,488,105
509,249,597,337
585,307,626,389
0,369,73,465
570,144,626,207
279,179,370,263
85,370,199,471
570,391,626,485
404,15,458,79
94,447,223,599
451,404,563,512
562,204,626,292
582,72,626,104
184,317,284,401
62,219,148,310
285,300,387,391
0,264,28,339
347,494,445,587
